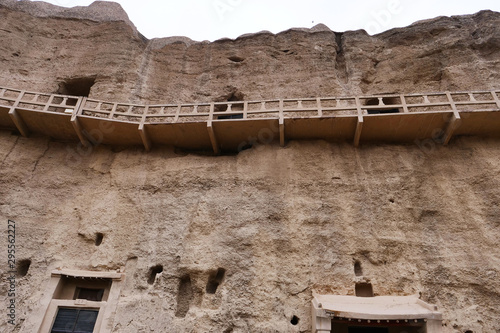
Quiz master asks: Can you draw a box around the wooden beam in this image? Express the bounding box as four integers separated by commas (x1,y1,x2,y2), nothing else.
208,103,220,155
443,111,461,145
207,123,219,155
354,97,363,147
139,123,152,151
354,115,363,147
138,106,152,151
279,118,285,147
71,97,90,147
279,99,285,147
443,92,461,145
9,108,29,137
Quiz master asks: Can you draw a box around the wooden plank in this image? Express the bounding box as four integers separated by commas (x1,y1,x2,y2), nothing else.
0,105,16,129
77,116,143,146
453,111,500,137
17,109,77,140
145,122,212,149
284,117,357,141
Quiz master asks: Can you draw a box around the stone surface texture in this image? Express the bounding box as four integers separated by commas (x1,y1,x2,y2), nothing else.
0,1,499,333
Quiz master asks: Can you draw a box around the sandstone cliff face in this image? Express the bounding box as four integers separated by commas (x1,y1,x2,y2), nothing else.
1,135,500,333
0,2,499,333
1,1,499,103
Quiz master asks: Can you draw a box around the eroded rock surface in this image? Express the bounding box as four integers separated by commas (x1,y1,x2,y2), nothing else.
0,1,499,333
0,1,499,103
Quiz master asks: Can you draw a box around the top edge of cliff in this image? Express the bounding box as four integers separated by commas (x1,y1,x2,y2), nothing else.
1,0,499,48
0,0,139,32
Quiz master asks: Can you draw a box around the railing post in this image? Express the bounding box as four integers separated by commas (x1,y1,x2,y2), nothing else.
243,101,248,119
8,90,29,137
317,97,323,117
43,95,55,112
492,91,500,109
400,94,409,113
174,105,181,123
108,103,118,119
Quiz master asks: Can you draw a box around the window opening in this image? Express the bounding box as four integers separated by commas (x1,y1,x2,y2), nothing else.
51,308,98,333
74,288,105,302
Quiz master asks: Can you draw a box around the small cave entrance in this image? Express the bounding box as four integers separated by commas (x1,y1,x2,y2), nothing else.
355,283,374,297
17,259,31,277
94,233,104,246
175,275,193,318
228,55,245,63
215,88,245,117
147,265,163,285
354,260,363,276
206,268,226,294
57,77,96,98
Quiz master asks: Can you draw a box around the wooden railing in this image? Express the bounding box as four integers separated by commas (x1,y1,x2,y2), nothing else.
2,87,499,122
1,85,499,152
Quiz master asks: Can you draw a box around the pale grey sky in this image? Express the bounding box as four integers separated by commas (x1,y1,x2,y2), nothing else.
37,0,500,41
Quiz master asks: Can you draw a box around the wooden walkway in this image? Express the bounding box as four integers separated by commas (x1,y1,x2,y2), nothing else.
0,86,499,153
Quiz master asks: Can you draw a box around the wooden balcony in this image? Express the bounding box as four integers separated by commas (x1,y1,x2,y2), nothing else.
0,86,499,153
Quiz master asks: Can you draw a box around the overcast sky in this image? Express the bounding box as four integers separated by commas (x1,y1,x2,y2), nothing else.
37,0,500,41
